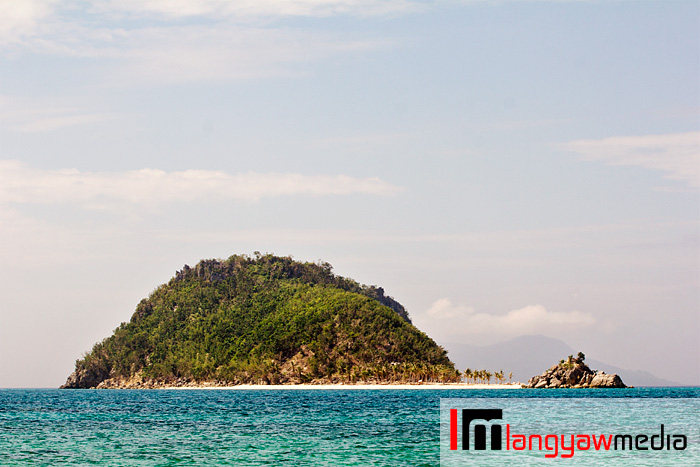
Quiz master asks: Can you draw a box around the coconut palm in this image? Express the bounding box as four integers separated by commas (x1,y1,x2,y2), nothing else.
495,370,504,384
464,368,472,384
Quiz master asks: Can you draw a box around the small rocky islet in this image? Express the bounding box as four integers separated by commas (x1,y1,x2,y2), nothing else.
524,353,627,389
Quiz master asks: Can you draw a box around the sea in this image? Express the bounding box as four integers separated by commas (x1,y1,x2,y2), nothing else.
0,387,697,466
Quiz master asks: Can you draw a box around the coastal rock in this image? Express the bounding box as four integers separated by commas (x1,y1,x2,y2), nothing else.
589,372,626,388
530,376,547,388
60,366,110,389
524,353,627,389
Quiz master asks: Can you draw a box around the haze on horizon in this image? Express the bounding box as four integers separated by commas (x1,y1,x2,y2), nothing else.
0,0,698,387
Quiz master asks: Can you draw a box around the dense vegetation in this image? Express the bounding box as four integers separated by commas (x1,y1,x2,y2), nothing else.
62,254,459,388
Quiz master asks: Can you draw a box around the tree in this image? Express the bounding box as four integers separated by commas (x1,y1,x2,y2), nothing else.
495,370,504,384
464,368,472,384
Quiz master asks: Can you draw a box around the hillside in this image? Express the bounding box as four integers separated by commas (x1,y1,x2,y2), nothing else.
61,254,458,388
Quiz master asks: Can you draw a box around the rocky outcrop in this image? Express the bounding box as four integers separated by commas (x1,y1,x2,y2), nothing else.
524,354,626,389
60,366,111,389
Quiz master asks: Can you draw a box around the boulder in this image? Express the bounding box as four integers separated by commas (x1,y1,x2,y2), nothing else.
589,372,626,388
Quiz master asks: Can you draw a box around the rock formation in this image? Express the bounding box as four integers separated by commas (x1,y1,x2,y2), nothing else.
524,353,626,388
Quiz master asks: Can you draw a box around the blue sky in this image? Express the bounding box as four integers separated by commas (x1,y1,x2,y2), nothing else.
0,0,698,387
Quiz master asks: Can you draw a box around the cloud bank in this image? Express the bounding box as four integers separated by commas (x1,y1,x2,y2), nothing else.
0,1,394,84
561,131,700,189
0,0,55,45
0,161,402,207
97,0,425,19
419,298,596,343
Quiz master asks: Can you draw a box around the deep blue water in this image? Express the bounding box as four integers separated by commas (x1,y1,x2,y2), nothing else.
0,387,697,466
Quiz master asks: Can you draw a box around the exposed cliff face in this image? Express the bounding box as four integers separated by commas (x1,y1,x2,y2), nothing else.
61,366,110,389
525,356,627,389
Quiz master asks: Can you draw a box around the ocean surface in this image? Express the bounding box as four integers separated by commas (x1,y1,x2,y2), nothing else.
1,387,697,466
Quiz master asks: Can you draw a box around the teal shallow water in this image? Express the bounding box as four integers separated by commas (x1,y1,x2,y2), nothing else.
0,388,697,466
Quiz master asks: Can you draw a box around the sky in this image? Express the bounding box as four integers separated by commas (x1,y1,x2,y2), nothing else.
0,0,698,387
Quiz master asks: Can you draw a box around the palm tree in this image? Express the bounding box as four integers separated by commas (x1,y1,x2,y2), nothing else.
464,368,472,384
407,363,417,383
495,370,504,384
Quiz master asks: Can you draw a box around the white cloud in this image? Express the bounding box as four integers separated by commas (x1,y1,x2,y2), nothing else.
0,0,56,45
1,7,391,83
0,161,402,208
2,0,415,60
561,131,700,189
95,0,591,19
109,26,384,84
0,95,116,132
417,298,596,343
15,113,111,132
96,0,425,19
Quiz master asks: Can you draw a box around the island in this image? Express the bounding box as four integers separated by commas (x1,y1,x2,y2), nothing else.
61,253,462,389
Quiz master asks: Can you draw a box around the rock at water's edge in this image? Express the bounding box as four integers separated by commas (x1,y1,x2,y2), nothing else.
589,372,626,388
60,367,110,389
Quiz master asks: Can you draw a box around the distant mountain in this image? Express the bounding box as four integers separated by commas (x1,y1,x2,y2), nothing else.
584,359,681,388
61,254,458,388
444,335,681,387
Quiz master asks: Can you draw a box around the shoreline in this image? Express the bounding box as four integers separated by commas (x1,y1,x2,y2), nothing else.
162,383,524,390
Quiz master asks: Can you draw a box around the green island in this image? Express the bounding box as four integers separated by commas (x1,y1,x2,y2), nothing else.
62,253,461,388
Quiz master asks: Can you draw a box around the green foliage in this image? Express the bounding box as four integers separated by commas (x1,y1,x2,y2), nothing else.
71,254,457,386
557,352,586,370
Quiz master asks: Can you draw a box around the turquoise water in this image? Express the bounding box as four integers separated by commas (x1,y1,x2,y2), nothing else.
1,388,697,466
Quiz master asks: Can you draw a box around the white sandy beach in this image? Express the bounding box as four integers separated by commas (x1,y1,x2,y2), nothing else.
167,383,523,390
